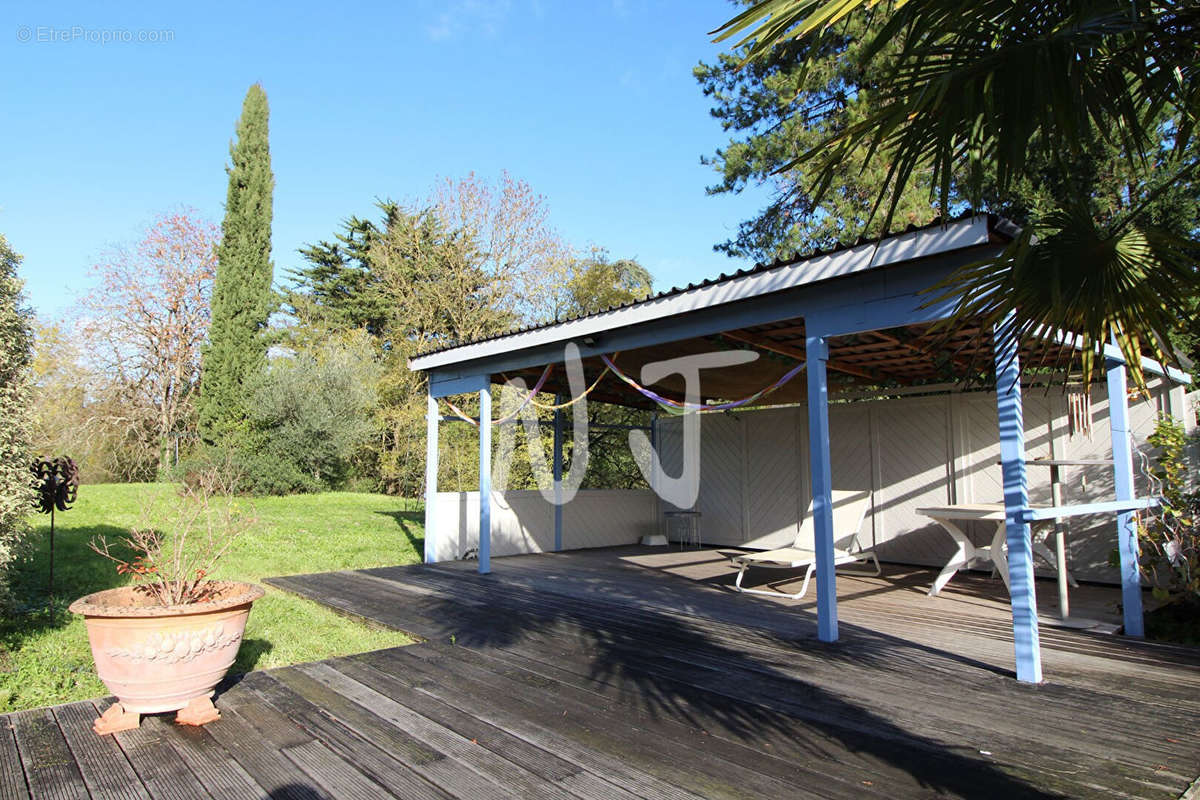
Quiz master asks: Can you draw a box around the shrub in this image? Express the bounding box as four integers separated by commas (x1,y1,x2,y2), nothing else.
88,465,254,605
187,334,380,496
1136,416,1199,640
0,236,36,609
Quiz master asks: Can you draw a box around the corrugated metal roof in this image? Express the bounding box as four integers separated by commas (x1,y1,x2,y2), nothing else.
411,211,1010,366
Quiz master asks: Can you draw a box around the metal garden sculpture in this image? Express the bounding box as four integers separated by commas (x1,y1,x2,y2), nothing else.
32,456,80,599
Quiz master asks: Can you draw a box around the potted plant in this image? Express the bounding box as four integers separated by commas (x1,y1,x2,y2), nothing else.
68,468,263,735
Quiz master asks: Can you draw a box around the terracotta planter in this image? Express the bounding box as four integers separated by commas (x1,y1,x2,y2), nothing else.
69,580,264,734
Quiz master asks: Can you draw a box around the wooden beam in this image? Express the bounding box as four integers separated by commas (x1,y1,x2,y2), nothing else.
758,322,806,338
721,330,882,382
871,329,975,372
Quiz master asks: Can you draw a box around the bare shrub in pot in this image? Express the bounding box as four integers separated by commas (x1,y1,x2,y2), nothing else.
69,465,264,734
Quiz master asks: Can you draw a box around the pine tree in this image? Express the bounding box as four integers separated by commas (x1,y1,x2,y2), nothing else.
199,84,275,443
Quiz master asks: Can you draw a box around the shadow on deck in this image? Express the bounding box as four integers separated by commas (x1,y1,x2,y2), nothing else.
4,546,1198,799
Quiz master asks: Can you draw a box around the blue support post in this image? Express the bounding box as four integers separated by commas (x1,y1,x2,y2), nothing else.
424,394,439,564
553,398,564,552
993,322,1042,683
478,386,492,574
1106,354,1144,636
805,334,838,642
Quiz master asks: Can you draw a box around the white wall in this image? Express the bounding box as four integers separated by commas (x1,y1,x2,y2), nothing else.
430,489,658,562
658,378,1190,583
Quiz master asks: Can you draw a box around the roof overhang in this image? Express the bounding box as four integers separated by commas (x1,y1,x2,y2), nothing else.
409,213,1188,403
410,214,998,373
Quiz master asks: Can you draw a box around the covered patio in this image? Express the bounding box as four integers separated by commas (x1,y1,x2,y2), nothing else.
410,213,1191,685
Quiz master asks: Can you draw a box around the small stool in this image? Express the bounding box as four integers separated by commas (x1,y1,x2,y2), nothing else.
664,511,702,549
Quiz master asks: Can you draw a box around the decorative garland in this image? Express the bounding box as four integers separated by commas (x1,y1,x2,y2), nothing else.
599,354,807,415
440,350,808,423
527,365,611,410
441,363,554,426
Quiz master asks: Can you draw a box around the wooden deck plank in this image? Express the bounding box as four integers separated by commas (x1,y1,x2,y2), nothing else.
199,699,335,800
467,619,1186,799
5,547,1198,800
240,671,457,800
275,660,644,800
285,660,581,800
52,703,149,800
337,653,706,800
336,561,1200,770
10,707,89,800
365,644,879,800
412,637,1164,800
110,711,211,800
160,721,266,800
258,665,502,800
0,717,31,800
436,583,1196,774
354,644,909,799
331,556,1200,800
281,740,398,800
403,556,1200,723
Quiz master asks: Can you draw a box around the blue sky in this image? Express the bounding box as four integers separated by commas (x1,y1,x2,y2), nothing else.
2,0,773,319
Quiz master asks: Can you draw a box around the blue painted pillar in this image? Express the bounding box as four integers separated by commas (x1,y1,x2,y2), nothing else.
805,333,838,642
478,386,492,574
553,398,564,552
1106,354,1144,636
993,321,1042,683
424,394,439,564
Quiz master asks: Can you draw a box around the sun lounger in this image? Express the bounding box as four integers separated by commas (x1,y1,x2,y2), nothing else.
730,489,877,599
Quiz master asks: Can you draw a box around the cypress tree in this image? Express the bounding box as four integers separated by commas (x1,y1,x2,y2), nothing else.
199,83,275,443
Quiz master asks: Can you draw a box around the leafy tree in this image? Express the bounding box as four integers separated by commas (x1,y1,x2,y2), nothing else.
709,0,1200,378
200,83,276,443
568,253,655,489
696,11,939,261
284,201,523,495
563,249,654,317
0,235,35,609
79,212,218,476
429,171,574,325
237,334,382,494
284,187,659,495
31,318,165,483
371,208,516,350
282,203,402,338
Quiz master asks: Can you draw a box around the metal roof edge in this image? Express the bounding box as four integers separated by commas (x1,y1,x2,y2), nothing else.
410,213,1001,373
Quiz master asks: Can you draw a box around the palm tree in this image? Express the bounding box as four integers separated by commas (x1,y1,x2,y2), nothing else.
712,0,1199,380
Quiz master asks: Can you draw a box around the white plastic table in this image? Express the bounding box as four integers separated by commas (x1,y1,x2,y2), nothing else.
917,503,1078,597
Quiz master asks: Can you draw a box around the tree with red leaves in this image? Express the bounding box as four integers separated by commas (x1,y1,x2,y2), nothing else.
79,211,219,476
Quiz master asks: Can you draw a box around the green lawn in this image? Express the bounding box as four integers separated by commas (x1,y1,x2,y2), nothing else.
0,483,422,713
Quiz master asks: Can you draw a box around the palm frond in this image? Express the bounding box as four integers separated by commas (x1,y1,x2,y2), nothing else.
925,209,1198,389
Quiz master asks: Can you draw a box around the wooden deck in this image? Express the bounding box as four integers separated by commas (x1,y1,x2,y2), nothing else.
4,547,1198,799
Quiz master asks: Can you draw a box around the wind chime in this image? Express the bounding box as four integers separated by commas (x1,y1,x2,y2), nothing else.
1067,387,1093,439
31,456,80,601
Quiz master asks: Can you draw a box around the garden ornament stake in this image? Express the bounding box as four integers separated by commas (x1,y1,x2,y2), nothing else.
32,456,80,601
